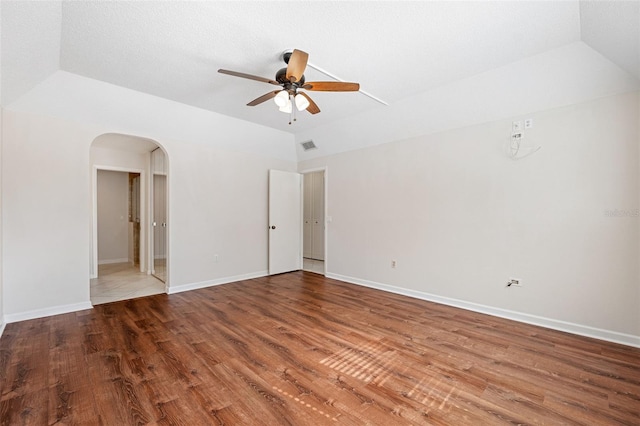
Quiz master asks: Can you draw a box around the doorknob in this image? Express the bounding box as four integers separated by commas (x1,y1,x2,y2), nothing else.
270,225,276,229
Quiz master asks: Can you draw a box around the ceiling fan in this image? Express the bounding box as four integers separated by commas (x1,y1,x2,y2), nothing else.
218,49,360,122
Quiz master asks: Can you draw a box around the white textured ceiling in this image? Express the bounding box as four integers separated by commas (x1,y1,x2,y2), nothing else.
580,0,640,79
2,1,639,135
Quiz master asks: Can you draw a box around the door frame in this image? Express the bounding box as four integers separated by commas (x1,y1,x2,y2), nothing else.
91,165,147,278
299,166,328,275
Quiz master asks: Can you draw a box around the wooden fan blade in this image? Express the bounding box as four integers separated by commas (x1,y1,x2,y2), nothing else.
302,81,360,92
247,90,282,106
218,69,279,86
285,49,308,83
299,92,320,114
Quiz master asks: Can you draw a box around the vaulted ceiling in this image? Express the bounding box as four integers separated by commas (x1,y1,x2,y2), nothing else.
2,1,639,136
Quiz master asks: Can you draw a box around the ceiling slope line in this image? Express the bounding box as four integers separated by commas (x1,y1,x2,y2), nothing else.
305,61,389,106
279,48,389,107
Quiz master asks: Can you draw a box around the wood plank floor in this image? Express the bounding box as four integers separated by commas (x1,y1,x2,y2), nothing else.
1,271,639,425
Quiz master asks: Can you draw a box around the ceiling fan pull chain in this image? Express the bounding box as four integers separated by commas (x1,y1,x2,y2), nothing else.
289,93,293,125
293,96,297,122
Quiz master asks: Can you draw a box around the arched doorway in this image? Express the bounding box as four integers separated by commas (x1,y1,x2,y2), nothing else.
89,133,169,304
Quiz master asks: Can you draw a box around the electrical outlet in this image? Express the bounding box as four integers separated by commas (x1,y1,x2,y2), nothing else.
512,121,523,132
391,260,397,268
507,278,522,287
524,118,533,129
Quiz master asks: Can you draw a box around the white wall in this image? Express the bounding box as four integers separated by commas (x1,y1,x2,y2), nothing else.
10,71,296,163
92,146,151,171
168,141,293,290
2,110,95,319
300,91,640,346
2,73,295,321
96,170,129,264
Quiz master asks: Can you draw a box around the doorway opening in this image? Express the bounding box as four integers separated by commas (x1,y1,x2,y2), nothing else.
92,169,163,304
90,133,169,305
302,169,326,275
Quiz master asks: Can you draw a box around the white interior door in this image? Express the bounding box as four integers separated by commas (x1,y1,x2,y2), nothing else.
269,170,302,275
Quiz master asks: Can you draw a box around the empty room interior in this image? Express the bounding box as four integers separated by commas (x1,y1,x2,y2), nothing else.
1,1,639,424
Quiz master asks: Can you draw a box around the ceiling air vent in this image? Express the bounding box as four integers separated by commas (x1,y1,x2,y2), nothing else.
300,140,317,151
300,141,317,151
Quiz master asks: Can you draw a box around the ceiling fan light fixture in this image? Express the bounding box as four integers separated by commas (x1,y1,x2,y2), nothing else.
294,93,310,111
279,100,292,113
274,90,289,107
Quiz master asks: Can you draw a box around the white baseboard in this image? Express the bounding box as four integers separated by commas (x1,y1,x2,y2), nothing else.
327,273,640,349
0,320,6,339
168,270,269,295
4,301,93,324
98,258,129,265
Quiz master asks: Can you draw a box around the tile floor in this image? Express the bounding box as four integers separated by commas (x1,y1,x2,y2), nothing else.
153,258,166,282
303,258,325,275
90,262,166,305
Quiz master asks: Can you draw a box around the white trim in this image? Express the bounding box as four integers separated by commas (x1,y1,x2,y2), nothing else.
0,321,6,339
167,271,269,295
326,273,640,349
98,258,130,265
5,301,93,324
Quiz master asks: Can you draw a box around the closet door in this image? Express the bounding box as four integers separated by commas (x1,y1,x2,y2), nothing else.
152,148,167,282
310,172,325,260
303,173,313,258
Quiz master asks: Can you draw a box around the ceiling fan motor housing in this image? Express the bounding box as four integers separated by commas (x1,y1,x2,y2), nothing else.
276,67,305,87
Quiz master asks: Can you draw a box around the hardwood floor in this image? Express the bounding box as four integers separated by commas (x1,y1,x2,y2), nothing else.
1,271,639,425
